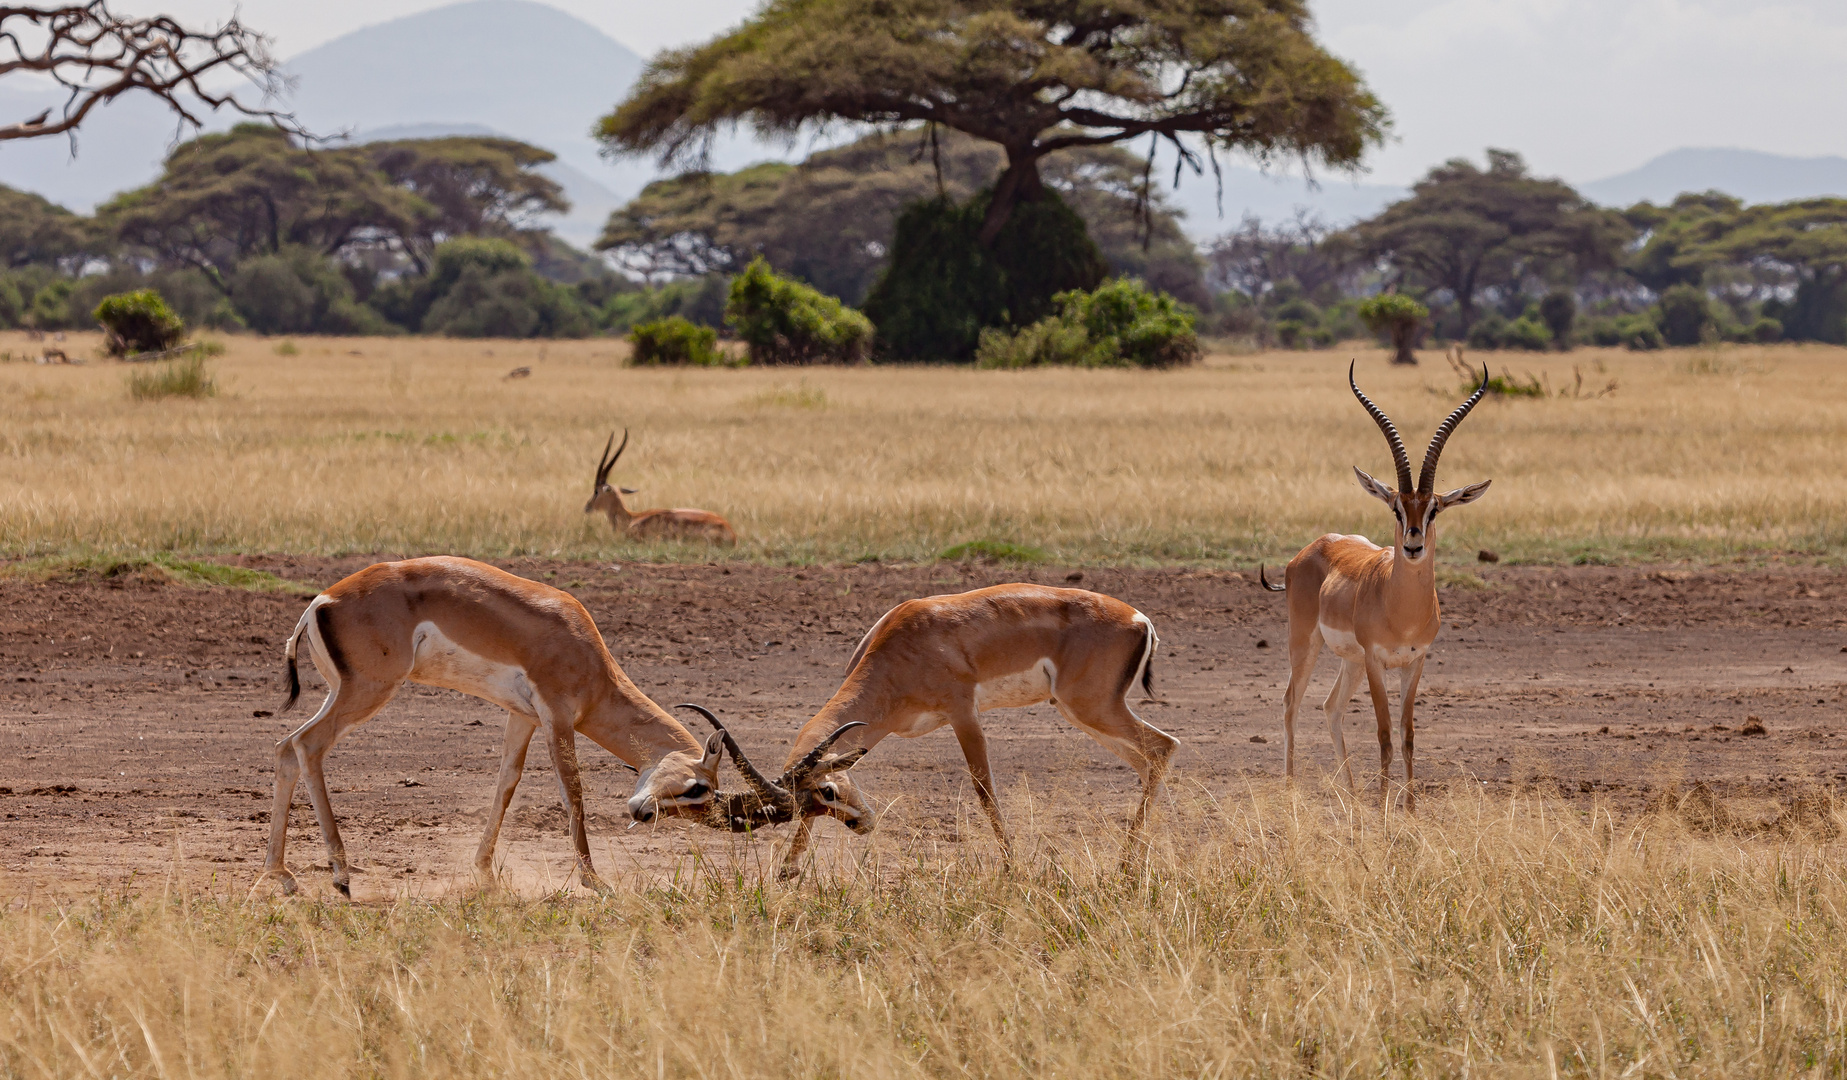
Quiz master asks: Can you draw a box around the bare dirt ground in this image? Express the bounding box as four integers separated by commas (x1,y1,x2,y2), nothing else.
3,558,1845,900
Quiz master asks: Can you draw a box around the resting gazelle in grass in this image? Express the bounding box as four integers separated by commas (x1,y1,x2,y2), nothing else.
1260,362,1491,808
585,429,736,544
638,584,1174,876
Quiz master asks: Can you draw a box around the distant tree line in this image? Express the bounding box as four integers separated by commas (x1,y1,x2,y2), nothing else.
1210,149,1842,351
0,125,638,338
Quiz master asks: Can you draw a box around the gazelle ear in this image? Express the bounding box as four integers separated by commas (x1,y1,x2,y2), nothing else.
1352,467,1400,510
619,487,638,495
1436,479,1492,511
699,731,725,766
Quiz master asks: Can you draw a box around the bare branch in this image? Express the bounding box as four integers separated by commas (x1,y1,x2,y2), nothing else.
0,3,302,143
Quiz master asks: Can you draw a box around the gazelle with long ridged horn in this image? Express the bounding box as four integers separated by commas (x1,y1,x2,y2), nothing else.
266,556,780,896
647,705,875,835
1259,362,1492,807
586,429,737,544
694,584,1173,876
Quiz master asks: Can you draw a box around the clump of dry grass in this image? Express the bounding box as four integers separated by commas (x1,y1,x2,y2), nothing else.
4,788,1847,1076
3,332,1845,564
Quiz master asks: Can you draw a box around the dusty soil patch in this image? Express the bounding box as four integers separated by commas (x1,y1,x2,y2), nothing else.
3,558,1845,898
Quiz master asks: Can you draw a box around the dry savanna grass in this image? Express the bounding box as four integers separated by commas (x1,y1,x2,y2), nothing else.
2,332,1845,564
4,788,1847,1077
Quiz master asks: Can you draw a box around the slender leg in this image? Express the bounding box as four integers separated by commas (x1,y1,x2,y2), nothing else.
1321,660,1363,795
1056,694,1181,871
777,818,816,881
474,709,539,886
1398,658,1426,812
1362,655,1395,806
1282,629,1325,782
290,681,398,897
949,711,1009,861
541,718,606,893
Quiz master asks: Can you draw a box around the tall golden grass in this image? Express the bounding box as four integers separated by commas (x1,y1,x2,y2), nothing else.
4,789,1845,1076
3,332,1845,563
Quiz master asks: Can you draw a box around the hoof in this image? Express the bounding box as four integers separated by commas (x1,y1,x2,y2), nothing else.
334,879,351,898
273,873,299,896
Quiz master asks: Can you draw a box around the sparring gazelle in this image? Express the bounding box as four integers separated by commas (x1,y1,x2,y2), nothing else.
266,556,784,896
635,584,1175,876
1260,362,1491,808
586,429,736,544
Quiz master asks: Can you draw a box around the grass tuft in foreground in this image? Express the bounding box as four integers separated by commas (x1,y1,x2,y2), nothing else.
125,353,217,400
3,789,1845,1077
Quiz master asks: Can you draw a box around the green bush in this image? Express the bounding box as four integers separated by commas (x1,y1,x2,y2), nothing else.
1656,285,1714,346
94,289,186,357
126,354,215,400
369,238,593,338
600,275,729,333
229,246,391,335
725,258,872,365
1539,290,1577,348
1586,313,1665,350
1358,293,1428,364
976,277,1198,369
1748,316,1783,343
1502,314,1553,351
862,189,1107,361
628,316,725,366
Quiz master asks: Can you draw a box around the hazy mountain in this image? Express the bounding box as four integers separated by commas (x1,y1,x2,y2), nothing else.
1580,148,1847,208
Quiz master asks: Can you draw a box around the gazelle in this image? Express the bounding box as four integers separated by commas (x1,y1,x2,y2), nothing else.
646,584,1174,876
586,429,736,544
266,556,783,896
1260,362,1491,807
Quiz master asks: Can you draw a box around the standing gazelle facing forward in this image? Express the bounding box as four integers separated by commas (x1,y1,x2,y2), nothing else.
1260,362,1491,807
643,584,1175,876
586,429,736,544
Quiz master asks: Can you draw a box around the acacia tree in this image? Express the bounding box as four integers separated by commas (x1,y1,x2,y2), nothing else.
599,0,1388,245
0,4,296,142
1349,149,1630,335
367,137,569,271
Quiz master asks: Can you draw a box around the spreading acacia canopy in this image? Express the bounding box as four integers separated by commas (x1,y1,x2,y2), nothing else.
599,0,1387,237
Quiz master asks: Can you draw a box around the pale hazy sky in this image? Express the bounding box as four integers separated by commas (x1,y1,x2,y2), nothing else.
151,0,1847,185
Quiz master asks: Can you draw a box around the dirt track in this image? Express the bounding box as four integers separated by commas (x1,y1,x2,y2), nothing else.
3,558,1845,899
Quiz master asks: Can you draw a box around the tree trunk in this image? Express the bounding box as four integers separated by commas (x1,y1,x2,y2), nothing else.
1390,318,1418,364
978,150,1046,246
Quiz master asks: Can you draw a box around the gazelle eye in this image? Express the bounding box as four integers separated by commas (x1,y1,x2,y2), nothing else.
681,781,709,800
821,783,839,801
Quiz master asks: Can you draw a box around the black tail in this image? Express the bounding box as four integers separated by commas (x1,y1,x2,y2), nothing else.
283,653,301,711
1258,565,1286,592
1124,620,1157,702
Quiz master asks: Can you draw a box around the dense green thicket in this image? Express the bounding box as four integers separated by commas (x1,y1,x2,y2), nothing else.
725,258,871,365
862,189,1106,361
627,316,723,366
976,278,1198,369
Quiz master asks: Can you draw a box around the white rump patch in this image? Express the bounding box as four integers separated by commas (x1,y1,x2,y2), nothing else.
976,658,1056,711
409,621,534,714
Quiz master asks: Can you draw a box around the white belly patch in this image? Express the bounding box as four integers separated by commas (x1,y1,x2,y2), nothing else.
976,659,1056,711
1319,624,1363,662
409,621,534,714
892,710,951,738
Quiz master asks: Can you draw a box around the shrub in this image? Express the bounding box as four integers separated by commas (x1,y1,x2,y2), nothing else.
1466,312,1509,350
95,289,186,357
1274,319,1308,349
862,189,1107,361
1539,290,1577,348
126,354,215,400
976,277,1198,369
725,258,872,365
1656,284,1714,346
628,316,725,366
1748,316,1783,343
229,247,391,336
369,238,593,338
600,275,729,333
1502,315,1553,351
1358,293,1428,364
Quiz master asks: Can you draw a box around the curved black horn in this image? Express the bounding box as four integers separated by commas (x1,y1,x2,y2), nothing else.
594,430,626,488
1417,363,1489,495
1349,360,1413,493
782,722,869,787
674,704,793,807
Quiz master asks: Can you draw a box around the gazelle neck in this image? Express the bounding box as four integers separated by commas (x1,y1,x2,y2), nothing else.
596,487,634,529
783,674,887,769
596,663,702,766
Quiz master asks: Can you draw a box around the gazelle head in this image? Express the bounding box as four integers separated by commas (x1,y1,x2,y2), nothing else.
625,706,794,823
1349,360,1493,563
780,725,875,834
585,429,639,517
650,706,875,832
